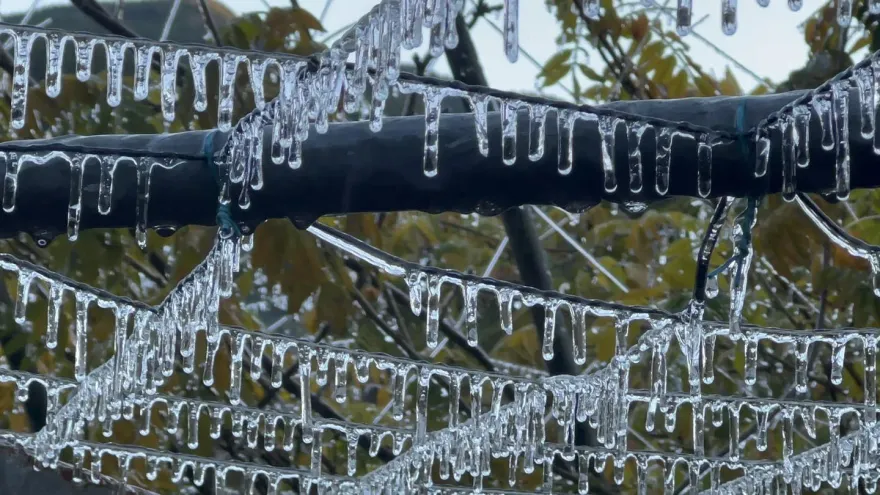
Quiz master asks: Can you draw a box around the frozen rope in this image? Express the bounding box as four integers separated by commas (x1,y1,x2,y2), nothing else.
202,130,240,238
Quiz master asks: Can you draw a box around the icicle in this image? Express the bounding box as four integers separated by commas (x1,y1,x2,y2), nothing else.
529,105,549,162
781,114,796,202
298,346,313,443
75,37,96,82
501,100,519,165
472,94,490,157
795,340,810,393
837,0,853,26
218,54,244,131
697,134,713,198
871,0,880,14
428,0,448,56
97,156,118,215
68,154,86,241
729,404,741,461
676,0,693,35
599,116,619,193
391,366,409,421
755,126,771,178
702,332,716,384
542,303,557,360
793,105,810,168
160,48,183,122
464,281,479,346
655,127,673,194
499,289,515,335
334,353,349,404
557,109,574,175
74,293,93,381
857,67,875,142
111,306,132,410
422,86,444,177
105,41,127,108
721,0,738,35
45,33,64,98
13,270,34,325
572,305,587,366
866,336,877,425
812,95,835,151
789,0,803,10
503,0,519,62
134,158,153,249
425,273,442,348
628,122,647,193
46,283,63,349
11,32,35,130
831,340,846,385
755,406,770,451
744,335,758,385
2,153,17,213
831,81,851,200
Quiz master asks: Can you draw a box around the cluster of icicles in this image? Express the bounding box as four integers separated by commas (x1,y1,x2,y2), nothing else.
5,25,879,230
676,0,880,36
1,222,880,493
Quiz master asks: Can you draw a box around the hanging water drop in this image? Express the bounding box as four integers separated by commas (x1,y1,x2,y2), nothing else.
705,276,719,299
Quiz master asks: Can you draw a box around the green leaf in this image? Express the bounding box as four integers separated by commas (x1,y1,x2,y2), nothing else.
538,49,573,87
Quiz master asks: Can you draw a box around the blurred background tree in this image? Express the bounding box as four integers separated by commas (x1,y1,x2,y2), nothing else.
0,0,878,493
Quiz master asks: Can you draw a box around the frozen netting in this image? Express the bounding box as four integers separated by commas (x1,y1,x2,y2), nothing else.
3,203,880,494
6,1,880,494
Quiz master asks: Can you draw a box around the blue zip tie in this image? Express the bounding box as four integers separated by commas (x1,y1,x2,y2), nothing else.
203,131,241,237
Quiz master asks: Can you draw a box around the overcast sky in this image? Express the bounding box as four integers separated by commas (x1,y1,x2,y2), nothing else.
1,0,818,98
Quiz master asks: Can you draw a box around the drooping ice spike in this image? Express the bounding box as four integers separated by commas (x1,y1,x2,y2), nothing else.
676,0,693,35
872,0,880,14
754,125,771,178
598,116,619,193
728,198,757,340
529,104,549,163
556,109,574,175
812,94,835,151
471,94,491,157
627,122,647,193
14,269,35,325
73,292,94,381
793,105,810,168
1,152,16,214
11,31,36,130
831,80,851,200
501,100,519,165
655,127,673,195
721,0,738,35
503,0,519,62
781,114,796,202
856,66,875,141
45,33,64,98
696,134,713,198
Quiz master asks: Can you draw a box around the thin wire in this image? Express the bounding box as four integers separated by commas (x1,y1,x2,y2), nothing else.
159,0,183,42
530,206,629,293
319,0,335,23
